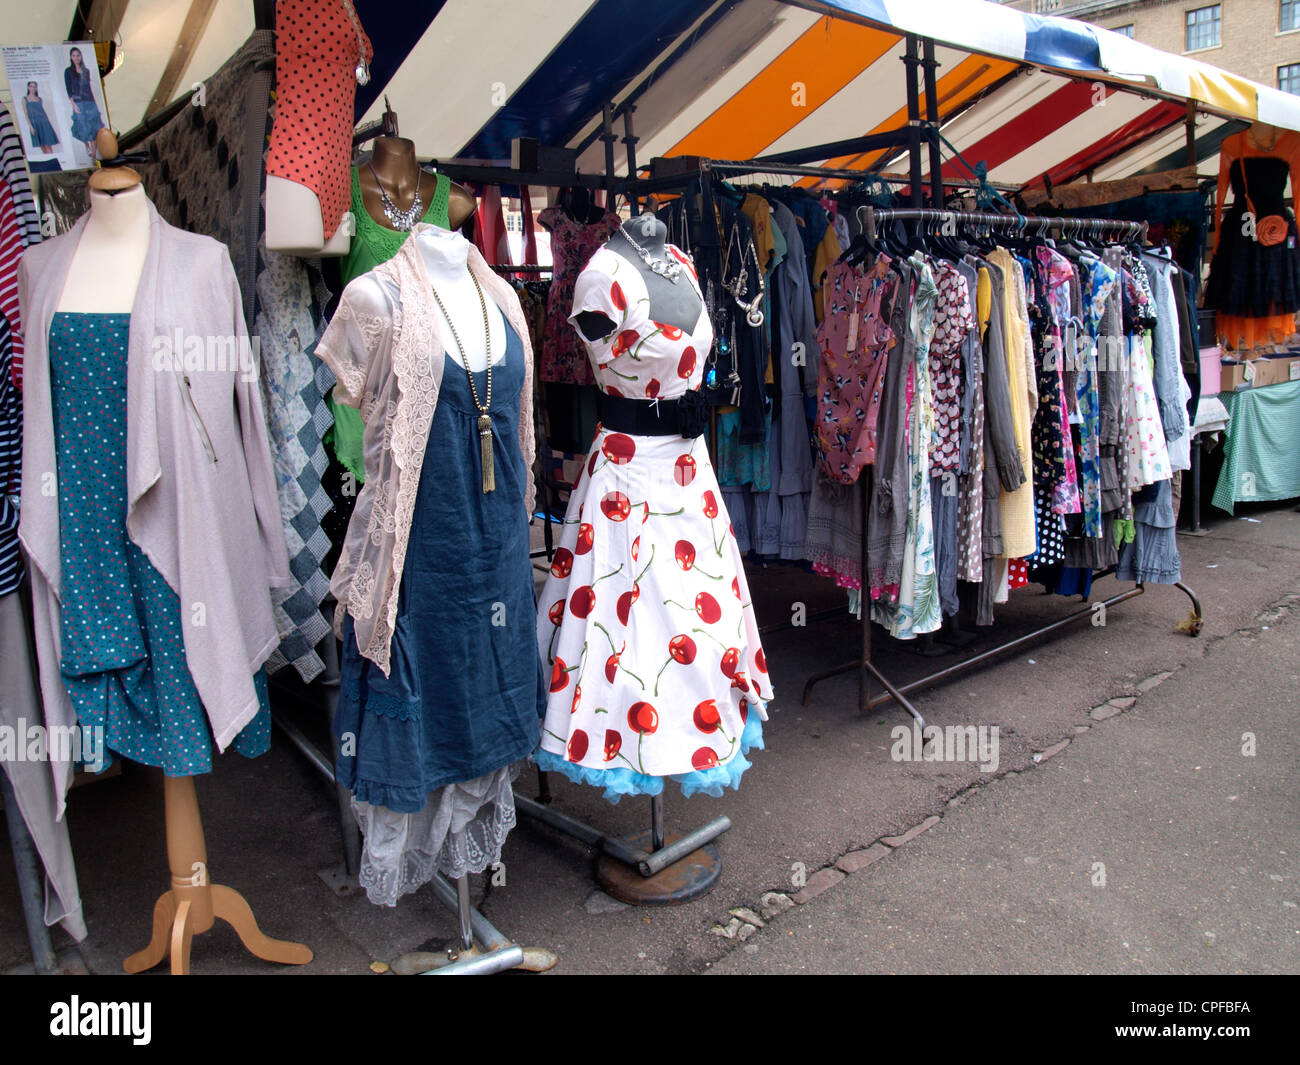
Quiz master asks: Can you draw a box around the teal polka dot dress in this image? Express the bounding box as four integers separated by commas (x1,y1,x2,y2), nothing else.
50,312,270,776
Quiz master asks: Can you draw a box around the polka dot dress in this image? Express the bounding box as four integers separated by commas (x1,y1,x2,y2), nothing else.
266,0,373,241
50,313,270,776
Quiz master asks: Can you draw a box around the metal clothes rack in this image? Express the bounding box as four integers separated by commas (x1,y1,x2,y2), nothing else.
797,203,1201,721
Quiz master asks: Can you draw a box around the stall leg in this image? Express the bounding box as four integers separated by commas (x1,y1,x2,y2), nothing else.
0,768,57,974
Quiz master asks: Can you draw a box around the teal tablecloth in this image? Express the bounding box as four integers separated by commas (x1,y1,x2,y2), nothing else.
1211,378,1300,514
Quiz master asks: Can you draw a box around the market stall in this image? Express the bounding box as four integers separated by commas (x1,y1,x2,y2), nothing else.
2,0,1297,975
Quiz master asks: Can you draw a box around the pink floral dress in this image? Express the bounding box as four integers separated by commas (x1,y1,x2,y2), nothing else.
537,207,622,385
533,244,771,800
814,256,898,483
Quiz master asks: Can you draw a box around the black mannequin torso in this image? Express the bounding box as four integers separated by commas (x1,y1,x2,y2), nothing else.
574,214,703,341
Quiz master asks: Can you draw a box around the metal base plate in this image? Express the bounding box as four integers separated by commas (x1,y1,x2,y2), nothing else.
595,829,721,905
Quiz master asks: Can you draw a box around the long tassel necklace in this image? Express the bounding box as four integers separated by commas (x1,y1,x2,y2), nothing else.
429,274,496,493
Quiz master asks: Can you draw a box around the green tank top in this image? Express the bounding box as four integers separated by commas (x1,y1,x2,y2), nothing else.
328,167,453,482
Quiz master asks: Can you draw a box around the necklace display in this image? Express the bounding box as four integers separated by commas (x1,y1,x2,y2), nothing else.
369,163,423,231
342,0,370,84
622,227,683,283
429,274,496,493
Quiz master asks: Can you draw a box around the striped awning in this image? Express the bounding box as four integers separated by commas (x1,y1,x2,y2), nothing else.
4,0,1291,194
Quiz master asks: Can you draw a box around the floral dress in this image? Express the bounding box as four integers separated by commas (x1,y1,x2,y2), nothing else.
537,207,622,385
1075,257,1118,538
872,255,941,639
813,256,897,483
533,244,771,801
1120,261,1172,490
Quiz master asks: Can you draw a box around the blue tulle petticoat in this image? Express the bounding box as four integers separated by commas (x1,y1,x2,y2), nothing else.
532,711,765,803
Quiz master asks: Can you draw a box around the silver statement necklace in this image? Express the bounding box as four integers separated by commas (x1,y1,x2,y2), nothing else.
342,0,370,85
369,162,423,230
623,228,682,283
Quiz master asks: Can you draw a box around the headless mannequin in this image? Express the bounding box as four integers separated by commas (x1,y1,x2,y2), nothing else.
57,183,149,312
574,214,702,342
266,174,353,257
357,135,477,232
345,226,505,372
47,166,310,972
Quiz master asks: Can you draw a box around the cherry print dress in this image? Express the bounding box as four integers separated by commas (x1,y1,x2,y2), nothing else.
533,244,771,801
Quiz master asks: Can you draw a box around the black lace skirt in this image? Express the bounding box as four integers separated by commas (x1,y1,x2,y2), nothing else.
1204,205,1300,317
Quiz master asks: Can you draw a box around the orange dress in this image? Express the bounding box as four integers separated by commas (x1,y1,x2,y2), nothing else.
1207,128,1300,351
266,0,372,241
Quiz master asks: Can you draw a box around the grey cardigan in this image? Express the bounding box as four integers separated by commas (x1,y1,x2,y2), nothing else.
18,197,290,809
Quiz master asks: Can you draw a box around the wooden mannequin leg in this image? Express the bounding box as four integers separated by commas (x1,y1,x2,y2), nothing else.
123,892,178,973
124,772,312,972
169,899,194,976
211,885,314,965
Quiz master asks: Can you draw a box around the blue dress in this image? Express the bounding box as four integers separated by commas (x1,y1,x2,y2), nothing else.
50,312,270,776
66,68,102,142
335,313,546,813
24,98,58,147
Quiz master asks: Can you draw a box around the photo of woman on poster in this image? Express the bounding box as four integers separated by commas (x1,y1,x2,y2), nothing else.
64,46,102,157
21,80,58,153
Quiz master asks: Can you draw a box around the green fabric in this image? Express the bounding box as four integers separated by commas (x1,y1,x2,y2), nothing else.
326,168,452,483
1211,378,1300,514
1112,517,1135,548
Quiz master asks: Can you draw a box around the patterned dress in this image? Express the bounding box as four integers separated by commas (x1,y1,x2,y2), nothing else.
534,244,770,800
537,206,622,385
872,255,941,639
814,256,897,483
50,313,269,775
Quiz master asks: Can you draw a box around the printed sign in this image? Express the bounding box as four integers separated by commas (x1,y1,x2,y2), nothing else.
2,41,110,172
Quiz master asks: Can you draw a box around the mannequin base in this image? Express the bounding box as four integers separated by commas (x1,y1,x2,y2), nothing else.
596,830,721,905
123,883,313,975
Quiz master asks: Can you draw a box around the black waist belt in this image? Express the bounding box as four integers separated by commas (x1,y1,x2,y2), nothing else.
597,389,709,439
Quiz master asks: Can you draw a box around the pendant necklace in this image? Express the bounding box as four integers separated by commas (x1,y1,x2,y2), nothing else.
342,0,370,85
369,162,423,230
430,274,496,493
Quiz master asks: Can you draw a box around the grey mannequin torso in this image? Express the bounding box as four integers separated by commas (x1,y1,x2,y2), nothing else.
574,214,703,341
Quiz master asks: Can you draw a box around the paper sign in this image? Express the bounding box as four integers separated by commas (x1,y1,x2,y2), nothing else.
2,41,110,173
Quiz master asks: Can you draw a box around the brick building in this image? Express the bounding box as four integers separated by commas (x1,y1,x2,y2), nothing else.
1004,0,1300,92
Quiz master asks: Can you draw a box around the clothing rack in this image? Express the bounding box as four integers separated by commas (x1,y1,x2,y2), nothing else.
863,205,1149,242
799,204,1201,722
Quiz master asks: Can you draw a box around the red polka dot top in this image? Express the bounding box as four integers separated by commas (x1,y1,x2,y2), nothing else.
267,0,373,241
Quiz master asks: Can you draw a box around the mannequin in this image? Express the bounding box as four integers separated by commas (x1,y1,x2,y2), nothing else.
574,213,703,340
56,182,149,312
345,226,506,372
357,134,476,233
266,177,352,257
316,219,545,916
20,134,309,971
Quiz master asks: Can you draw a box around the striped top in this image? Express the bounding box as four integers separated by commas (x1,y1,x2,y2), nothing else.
0,102,41,248
0,317,20,595
0,183,21,387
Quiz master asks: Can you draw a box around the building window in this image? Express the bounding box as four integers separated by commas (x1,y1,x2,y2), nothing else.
1280,63,1300,95
1284,1,1300,32
1185,5,1221,51
1112,24,1135,38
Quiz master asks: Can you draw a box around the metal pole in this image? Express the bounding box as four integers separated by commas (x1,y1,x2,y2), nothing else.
455,873,474,954
623,106,640,215
650,792,665,853
601,103,617,201
0,768,56,974
904,36,924,211
922,38,944,207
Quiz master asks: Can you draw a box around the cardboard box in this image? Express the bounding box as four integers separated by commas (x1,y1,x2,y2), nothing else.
1220,354,1300,391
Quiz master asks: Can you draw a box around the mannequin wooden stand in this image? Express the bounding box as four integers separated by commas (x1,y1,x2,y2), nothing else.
123,775,313,974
